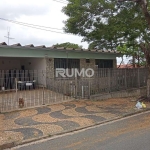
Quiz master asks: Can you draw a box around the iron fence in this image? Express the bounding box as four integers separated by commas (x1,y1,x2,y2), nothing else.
0,68,148,112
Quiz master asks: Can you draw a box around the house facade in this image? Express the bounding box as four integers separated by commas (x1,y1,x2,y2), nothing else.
0,42,122,76
1,42,148,113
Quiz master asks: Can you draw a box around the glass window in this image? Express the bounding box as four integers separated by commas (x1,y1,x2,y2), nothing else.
95,59,113,68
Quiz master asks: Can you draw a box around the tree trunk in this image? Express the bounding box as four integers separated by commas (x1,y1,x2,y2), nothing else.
132,55,135,68
139,0,150,30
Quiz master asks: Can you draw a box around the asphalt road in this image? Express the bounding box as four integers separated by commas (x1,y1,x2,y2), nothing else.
12,111,150,150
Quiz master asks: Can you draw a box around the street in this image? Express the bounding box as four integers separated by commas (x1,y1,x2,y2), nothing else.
12,111,150,150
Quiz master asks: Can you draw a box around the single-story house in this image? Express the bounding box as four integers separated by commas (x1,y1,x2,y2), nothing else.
1,42,138,112
0,42,122,71
0,42,122,90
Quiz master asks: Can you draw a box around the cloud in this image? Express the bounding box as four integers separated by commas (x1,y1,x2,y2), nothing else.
0,0,88,49
0,0,50,19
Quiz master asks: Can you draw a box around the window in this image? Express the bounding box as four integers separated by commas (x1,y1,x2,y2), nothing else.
54,58,80,69
54,58,80,79
95,59,113,68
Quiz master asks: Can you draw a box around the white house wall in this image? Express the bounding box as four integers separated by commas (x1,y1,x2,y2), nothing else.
0,57,46,86
0,57,46,71
20,58,46,86
20,58,46,71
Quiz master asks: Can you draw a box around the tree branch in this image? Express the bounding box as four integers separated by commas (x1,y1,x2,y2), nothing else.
118,0,150,29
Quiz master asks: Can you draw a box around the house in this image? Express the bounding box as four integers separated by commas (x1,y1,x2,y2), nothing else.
0,42,122,75
1,42,148,113
0,41,123,91
0,41,122,93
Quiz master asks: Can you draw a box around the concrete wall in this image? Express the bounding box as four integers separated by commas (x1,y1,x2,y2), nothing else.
0,57,46,71
80,59,96,69
45,58,54,78
20,58,47,86
20,58,46,70
90,87,147,100
0,58,21,70
0,57,47,87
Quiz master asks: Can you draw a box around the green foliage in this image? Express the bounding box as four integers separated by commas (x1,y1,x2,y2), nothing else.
117,43,146,66
53,42,82,49
62,0,150,50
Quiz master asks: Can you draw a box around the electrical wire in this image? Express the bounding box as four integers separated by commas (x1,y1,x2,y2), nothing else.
0,18,63,31
53,0,68,4
0,17,73,35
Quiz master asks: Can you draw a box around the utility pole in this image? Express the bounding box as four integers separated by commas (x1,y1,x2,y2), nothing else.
4,27,14,45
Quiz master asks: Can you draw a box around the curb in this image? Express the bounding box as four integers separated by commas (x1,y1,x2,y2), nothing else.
1,108,150,150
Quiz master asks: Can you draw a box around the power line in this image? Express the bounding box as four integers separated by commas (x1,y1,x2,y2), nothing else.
0,18,63,31
0,17,73,35
53,0,68,4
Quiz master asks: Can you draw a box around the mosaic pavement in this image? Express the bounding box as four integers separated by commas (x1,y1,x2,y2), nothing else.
0,97,149,146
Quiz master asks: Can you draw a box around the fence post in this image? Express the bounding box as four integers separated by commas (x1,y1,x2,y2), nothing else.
15,78,18,93
42,71,45,105
75,76,77,99
108,69,111,93
137,68,140,88
15,78,18,102
125,69,127,90
88,78,91,99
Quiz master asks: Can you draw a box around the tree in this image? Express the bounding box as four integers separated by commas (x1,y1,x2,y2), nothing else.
53,42,82,49
118,0,150,98
117,44,146,67
63,1,147,49
62,0,150,98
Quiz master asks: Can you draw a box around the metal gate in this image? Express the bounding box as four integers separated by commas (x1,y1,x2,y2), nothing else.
0,70,74,113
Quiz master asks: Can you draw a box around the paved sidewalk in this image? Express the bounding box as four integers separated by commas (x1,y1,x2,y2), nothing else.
0,97,150,149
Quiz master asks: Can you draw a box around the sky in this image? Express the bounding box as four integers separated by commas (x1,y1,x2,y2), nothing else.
0,0,128,64
0,0,88,48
